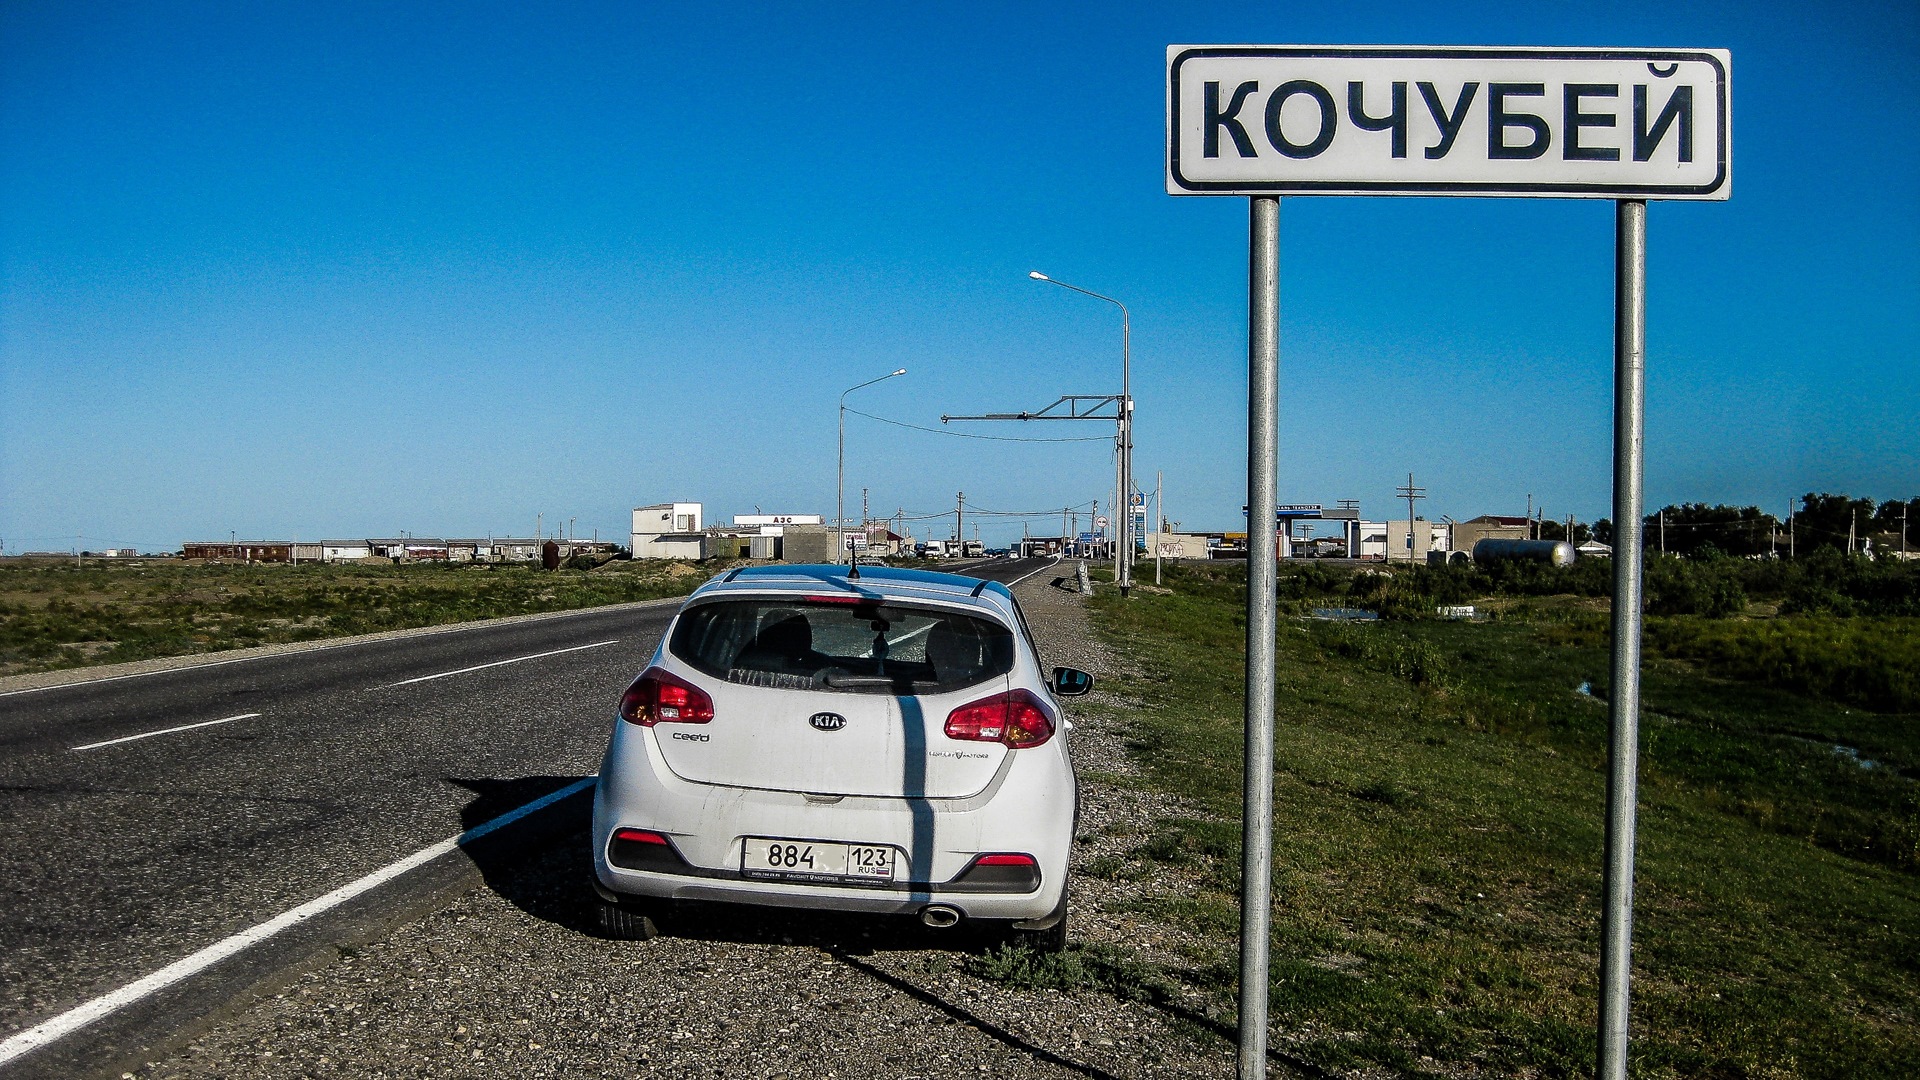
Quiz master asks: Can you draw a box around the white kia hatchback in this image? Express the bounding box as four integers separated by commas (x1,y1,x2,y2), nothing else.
590,563,1090,947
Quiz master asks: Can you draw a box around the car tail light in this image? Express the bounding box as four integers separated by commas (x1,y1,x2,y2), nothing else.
606,827,692,873
944,689,1054,749
618,668,714,726
951,851,1042,891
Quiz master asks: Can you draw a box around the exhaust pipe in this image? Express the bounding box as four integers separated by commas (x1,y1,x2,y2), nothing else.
919,904,962,928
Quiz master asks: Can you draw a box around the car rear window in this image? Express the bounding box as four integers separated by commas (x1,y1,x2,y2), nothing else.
669,597,1015,694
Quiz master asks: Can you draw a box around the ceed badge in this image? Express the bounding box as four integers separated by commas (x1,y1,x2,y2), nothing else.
808,712,847,732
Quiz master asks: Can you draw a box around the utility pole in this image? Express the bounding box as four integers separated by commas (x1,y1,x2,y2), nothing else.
1849,508,1857,555
1904,503,1910,559
1658,508,1665,554
955,492,964,546
1526,493,1534,539
1397,473,1427,563
1156,470,1164,585
1789,501,1796,558
861,488,869,532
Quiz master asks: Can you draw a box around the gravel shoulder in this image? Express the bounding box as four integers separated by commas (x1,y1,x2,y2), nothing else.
119,567,1246,1080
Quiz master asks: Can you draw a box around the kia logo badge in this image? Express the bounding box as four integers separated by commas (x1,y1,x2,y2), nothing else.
809,712,847,732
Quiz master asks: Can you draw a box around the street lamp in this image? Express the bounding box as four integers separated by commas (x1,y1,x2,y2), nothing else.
1030,271,1134,596
839,368,908,565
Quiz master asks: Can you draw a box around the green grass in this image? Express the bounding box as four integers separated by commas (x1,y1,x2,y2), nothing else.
998,561,1919,1078
1645,615,1920,714
0,558,715,677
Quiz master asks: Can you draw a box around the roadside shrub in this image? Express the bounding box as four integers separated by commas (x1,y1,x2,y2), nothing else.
1646,554,1748,616
1646,616,1920,713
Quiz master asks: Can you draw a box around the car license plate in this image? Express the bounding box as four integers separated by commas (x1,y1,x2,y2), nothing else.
742,837,895,885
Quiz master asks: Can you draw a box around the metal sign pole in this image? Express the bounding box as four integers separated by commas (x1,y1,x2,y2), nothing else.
1598,198,1648,1080
1238,194,1279,1079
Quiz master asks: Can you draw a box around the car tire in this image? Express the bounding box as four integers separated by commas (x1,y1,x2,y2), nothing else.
1007,885,1069,953
595,895,661,941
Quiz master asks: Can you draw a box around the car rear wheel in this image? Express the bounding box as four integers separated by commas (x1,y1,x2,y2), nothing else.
594,895,662,941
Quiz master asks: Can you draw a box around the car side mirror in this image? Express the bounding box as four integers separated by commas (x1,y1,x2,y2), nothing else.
1051,667,1093,697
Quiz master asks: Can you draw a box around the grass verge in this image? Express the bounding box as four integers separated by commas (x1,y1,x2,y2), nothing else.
0,558,719,677
982,561,1918,1078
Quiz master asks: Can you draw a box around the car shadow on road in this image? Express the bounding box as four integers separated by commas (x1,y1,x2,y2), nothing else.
447,775,605,936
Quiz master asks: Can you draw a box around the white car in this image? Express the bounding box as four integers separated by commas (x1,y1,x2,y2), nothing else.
590,563,1090,948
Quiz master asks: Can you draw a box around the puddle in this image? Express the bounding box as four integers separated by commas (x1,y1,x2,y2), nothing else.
1831,744,1879,770
1309,607,1379,622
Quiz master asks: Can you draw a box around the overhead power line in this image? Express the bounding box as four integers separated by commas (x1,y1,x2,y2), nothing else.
843,407,1111,444
962,499,1097,518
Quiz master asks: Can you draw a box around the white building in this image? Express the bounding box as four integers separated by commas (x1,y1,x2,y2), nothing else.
1385,519,1450,562
632,502,705,560
732,513,823,537
316,540,372,562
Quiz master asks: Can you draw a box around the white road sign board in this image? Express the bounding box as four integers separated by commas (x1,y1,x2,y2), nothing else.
1168,46,1729,199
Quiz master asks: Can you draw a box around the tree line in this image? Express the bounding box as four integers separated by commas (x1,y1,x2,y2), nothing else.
1551,493,1918,558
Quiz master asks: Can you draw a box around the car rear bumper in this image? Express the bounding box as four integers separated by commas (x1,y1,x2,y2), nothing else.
591,723,1073,922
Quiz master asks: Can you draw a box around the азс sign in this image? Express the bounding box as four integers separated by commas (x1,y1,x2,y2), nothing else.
1168,46,1729,198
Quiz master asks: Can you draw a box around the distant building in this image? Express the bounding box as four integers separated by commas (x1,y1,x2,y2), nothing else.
1145,531,1215,559
732,514,823,537
367,538,448,561
181,541,294,562
1385,519,1449,562
1451,515,1531,555
779,524,835,564
632,503,705,560
316,540,372,562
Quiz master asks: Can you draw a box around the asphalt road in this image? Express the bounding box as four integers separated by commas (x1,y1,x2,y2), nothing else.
0,556,1057,1078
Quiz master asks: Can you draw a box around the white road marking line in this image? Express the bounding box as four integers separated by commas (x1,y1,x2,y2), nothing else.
0,775,598,1067
381,639,620,688
1005,555,1063,590
69,713,261,752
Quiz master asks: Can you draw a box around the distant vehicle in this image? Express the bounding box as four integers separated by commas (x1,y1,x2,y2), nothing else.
591,564,1092,949
962,540,985,559
923,540,948,558
913,543,928,558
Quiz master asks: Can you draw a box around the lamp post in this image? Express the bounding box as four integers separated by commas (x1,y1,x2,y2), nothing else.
1030,271,1133,596
839,369,908,565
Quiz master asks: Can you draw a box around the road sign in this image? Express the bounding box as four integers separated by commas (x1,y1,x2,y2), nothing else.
1168,42,1730,1080
1130,493,1147,508
1168,46,1729,199
1094,516,1109,529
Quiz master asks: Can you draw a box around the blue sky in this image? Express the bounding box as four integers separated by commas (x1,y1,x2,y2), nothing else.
2,1,1915,550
